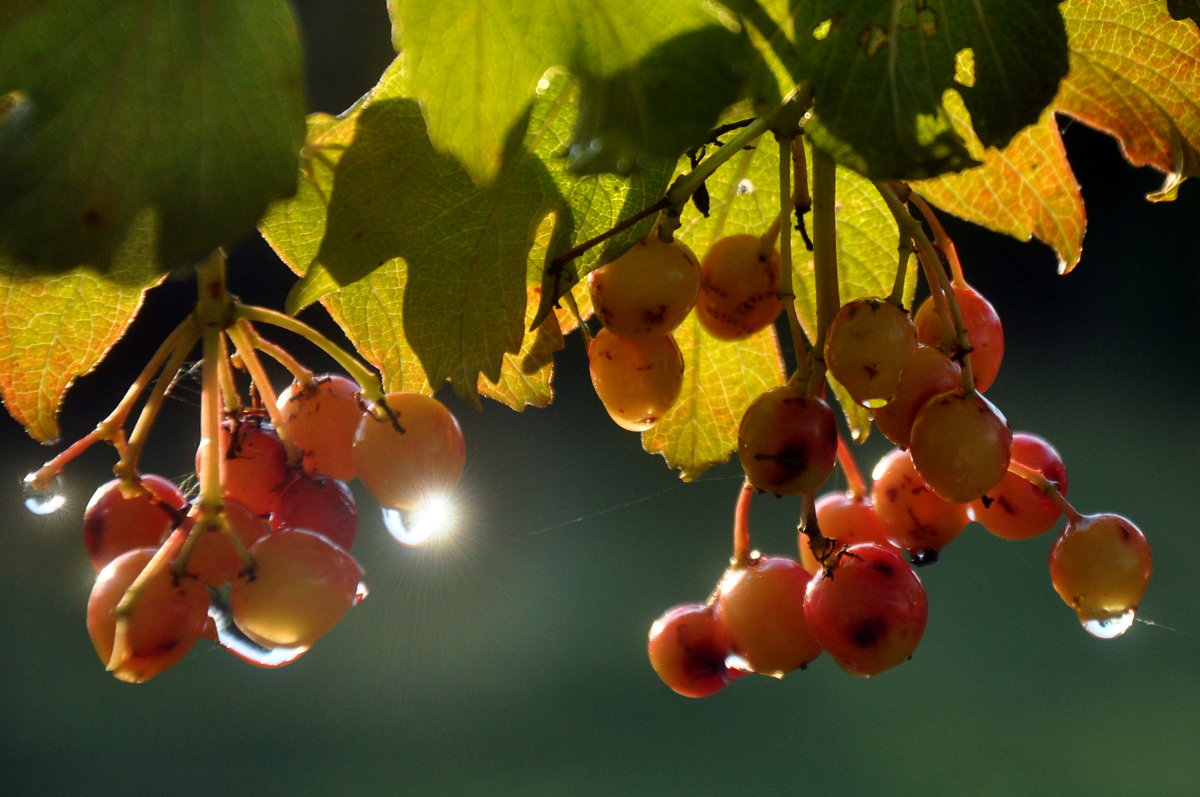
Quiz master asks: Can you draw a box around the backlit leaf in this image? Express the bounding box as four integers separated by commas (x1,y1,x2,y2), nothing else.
0,0,305,274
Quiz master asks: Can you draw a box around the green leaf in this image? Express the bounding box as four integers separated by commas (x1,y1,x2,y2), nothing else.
387,0,754,182
0,0,305,274
0,216,161,442
261,66,672,406
788,0,1069,180
1057,0,1200,200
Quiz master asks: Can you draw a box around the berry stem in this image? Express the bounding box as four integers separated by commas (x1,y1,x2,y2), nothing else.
835,434,867,499
791,138,814,252
111,528,187,670
193,251,231,561
887,241,914,308
1006,459,1084,524
234,304,383,404
114,319,201,482
909,192,966,286
806,148,840,397
250,334,315,385
875,182,976,391
560,287,593,346
225,319,299,461
776,134,810,382
25,315,199,489
732,479,755,569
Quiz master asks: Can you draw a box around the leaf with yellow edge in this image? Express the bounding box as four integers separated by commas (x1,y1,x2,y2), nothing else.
1058,0,1200,200
913,98,1084,273
0,215,161,442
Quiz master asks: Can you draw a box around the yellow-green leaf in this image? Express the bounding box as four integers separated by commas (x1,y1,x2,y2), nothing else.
1058,0,1200,199
0,216,161,442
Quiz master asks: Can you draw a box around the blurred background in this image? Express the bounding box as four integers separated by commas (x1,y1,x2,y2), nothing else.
2,2,1198,794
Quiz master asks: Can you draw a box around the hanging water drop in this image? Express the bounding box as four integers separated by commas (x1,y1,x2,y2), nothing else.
354,581,370,606
22,472,66,515
207,603,308,668
381,494,455,547
1080,609,1136,640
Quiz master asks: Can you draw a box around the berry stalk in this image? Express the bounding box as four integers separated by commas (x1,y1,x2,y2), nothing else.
1007,459,1083,524
775,134,810,383
806,149,840,396
732,480,755,569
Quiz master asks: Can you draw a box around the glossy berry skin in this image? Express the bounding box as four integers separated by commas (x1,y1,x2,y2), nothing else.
971,432,1068,541
277,374,364,481
738,385,837,496
198,416,290,516
1049,513,1151,633
804,543,928,677
588,327,684,431
353,393,466,511
696,234,784,341
230,529,364,649
647,603,735,698
871,448,970,562
716,557,822,677
587,234,700,338
872,344,962,448
270,472,358,552
824,298,917,407
87,543,210,683
909,390,1011,504
83,475,186,571
914,284,1004,392
177,501,268,587
799,492,900,574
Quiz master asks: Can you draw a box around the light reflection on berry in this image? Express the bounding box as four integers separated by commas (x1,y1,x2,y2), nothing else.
382,494,456,547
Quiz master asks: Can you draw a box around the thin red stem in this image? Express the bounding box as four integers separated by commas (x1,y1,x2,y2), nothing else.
732,480,755,568
835,435,867,499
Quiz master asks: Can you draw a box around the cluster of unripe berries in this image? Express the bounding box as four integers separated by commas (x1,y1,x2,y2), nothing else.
641,250,1152,696
82,375,465,683
586,232,784,430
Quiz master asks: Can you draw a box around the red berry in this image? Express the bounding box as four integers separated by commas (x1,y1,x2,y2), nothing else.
738,385,837,496
909,389,1012,503
872,344,961,448
277,374,364,481
1049,513,1151,638
587,234,700,338
353,393,466,511
716,556,822,677
971,432,1068,540
177,501,269,587
804,543,928,677
647,603,735,698
587,327,684,431
270,472,358,552
870,448,970,563
824,298,917,407
83,475,186,571
696,234,784,340
198,416,290,516
914,283,1004,392
799,492,900,574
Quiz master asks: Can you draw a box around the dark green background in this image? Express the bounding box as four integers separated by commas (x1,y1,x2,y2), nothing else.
2,3,1198,795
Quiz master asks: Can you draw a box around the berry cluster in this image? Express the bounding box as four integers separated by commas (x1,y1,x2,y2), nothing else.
25,256,466,682
586,232,785,430
646,198,1152,696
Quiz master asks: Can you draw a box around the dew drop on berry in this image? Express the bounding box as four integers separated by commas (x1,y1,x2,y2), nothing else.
381,495,456,547
207,602,308,668
1080,609,1136,640
22,472,66,515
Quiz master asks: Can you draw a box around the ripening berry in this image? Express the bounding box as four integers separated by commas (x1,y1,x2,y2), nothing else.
971,432,1068,541
277,374,364,481
871,448,970,563
872,344,961,448
799,492,900,574
647,603,736,698
83,475,186,572
738,385,837,496
230,529,364,649
804,543,928,677
588,327,684,431
909,389,1012,503
696,234,784,340
87,542,210,683
716,556,822,677
270,472,358,552
353,393,466,511
587,234,700,338
1049,513,1151,638
824,298,917,407
914,283,1004,392
198,416,290,516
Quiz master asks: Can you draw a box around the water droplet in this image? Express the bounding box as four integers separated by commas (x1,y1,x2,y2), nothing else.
207,603,308,668
354,581,370,606
1080,609,1136,640
381,494,456,547
736,179,755,195
908,548,939,566
536,77,551,93
22,472,66,515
